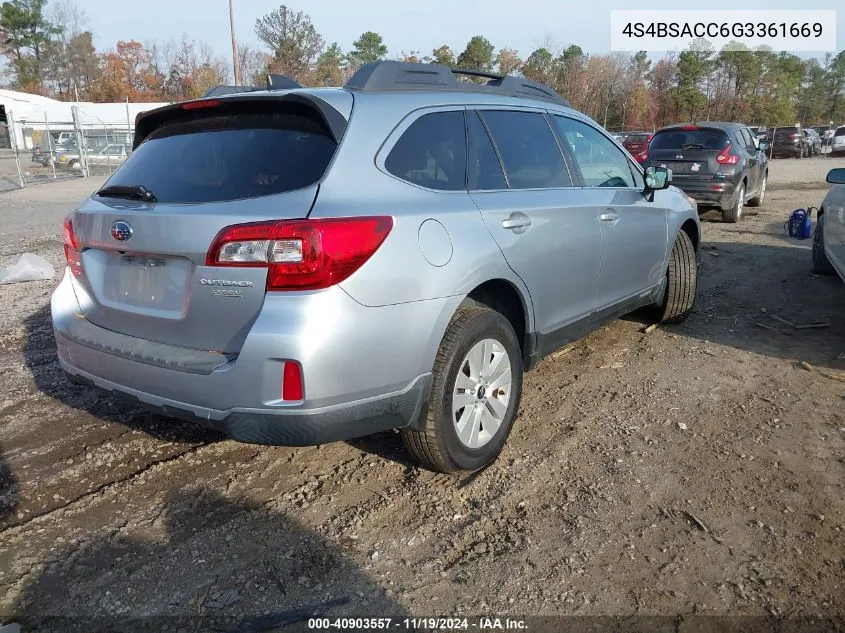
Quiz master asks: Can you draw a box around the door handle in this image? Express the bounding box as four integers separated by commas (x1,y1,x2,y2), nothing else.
599,210,619,222
502,214,531,230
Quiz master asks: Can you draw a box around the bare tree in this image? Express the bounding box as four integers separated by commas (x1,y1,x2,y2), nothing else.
237,43,271,86
254,5,323,82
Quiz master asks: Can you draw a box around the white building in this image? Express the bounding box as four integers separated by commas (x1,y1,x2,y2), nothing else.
0,88,170,149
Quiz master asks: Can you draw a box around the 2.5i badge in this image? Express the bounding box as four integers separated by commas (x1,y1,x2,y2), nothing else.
211,289,244,298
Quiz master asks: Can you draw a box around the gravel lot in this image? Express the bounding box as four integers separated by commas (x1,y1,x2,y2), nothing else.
1,156,845,631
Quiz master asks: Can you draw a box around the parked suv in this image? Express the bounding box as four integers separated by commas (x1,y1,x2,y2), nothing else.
52,62,700,473
831,126,845,156
802,128,822,156
769,126,808,158
645,122,769,223
621,131,652,163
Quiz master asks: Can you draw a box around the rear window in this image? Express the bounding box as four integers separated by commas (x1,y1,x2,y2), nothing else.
650,129,730,151
625,134,650,143
103,102,337,204
836,127,845,136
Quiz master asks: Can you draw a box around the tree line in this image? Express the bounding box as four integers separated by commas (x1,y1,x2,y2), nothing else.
2,0,844,130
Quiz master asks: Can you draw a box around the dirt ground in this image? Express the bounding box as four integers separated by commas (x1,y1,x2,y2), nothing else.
1,156,844,632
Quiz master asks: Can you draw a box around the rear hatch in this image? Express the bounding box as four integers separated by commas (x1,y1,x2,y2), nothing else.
648,127,732,181
772,127,802,150
65,96,344,354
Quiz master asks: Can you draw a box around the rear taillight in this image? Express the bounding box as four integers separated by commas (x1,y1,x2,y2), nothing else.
282,361,303,401
206,216,394,291
681,125,699,131
716,144,739,165
62,214,83,278
636,149,648,162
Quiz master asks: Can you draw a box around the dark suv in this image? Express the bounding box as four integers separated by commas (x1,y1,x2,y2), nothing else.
769,126,808,158
645,122,769,222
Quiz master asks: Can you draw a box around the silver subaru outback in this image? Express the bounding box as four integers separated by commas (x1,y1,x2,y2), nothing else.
52,62,700,473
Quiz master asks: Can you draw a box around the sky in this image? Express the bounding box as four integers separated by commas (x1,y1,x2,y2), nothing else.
73,0,844,63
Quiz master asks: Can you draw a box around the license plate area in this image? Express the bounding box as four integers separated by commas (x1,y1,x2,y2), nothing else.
101,252,189,310
662,161,692,174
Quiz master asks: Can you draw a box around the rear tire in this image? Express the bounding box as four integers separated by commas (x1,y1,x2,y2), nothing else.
812,214,835,275
651,231,697,324
401,306,523,473
747,175,766,207
722,183,744,223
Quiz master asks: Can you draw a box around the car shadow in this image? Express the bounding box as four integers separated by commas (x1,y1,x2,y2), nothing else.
628,240,845,369
21,238,845,464
0,444,19,522
22,304,226,446
5,487,407,632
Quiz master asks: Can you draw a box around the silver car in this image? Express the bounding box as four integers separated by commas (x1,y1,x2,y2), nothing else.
831,126,845,156
52,61,701,472
812,168,845,277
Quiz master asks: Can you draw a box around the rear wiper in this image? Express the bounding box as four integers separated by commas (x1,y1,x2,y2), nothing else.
680,143,706,150
96,184,157,202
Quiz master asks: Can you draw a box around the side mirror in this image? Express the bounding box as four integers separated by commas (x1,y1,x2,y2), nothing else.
759,140,770,151
645,165,671,190
827,168,845,185
643,166,671,202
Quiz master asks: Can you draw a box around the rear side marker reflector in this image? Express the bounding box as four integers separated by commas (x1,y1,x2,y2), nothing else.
207,216,394,291
282,361,303,401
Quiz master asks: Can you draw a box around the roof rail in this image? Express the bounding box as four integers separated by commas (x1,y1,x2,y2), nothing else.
344,61,570,107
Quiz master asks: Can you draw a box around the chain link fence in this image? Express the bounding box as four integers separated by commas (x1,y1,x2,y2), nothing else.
1,105,134,191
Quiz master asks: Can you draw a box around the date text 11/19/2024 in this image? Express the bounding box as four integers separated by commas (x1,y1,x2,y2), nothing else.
307,617,528,630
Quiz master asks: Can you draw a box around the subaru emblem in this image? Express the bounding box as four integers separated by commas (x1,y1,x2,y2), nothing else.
111,220,133,241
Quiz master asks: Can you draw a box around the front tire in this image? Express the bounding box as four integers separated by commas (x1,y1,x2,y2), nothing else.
402,306,523,473
722,183,744,223
812,214,835,275
651,230,697,324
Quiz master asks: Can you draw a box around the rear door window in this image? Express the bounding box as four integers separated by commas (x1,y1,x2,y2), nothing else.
740,128,755,149
650,129,730,151
385,111,467,191
106,101,337,204
467,111,507,190
479,110,571,189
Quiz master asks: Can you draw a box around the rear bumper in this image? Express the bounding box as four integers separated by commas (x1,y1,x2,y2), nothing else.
670,179,735,210
61,360,431,445
770,143,802,156
52,268,457,445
